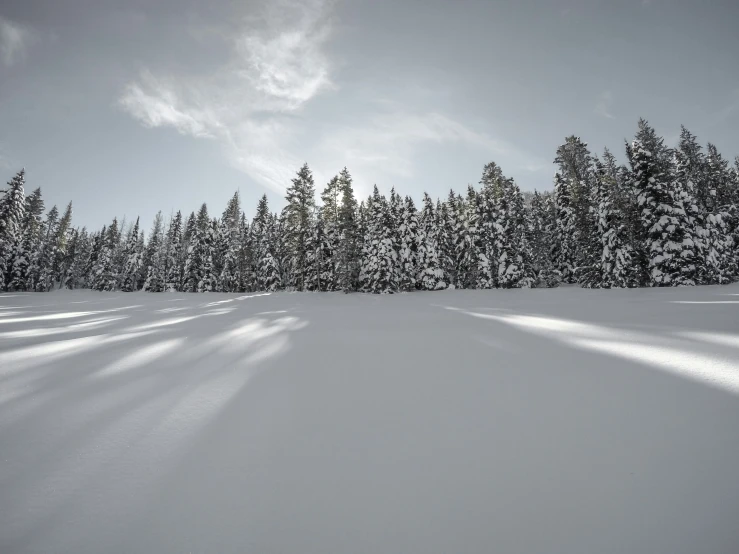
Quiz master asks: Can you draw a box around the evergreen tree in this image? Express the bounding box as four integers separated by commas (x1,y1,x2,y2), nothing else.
360,186,398,293
493,177,533,288
10,187,43,291
29,205,59,292
283,163,316,290
594,152,638,288
219,192,242,292
164,211,184,292
64,228,88,290
121,217,142,292
143,212,165,292
631,119,697,286
83,227,104,289
251,195,272,290
397,196,420,291
528,191,560,287
0,169,26,289
259,213,282,292
417,193,446,290
554,136,598,285
183,208,205,292
94,218,120,291
336,168,360,293
198,219,218,292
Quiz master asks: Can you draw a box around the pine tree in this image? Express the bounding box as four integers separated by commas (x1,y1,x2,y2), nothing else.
360,186,398,293
9,187,43,291
319,176,344,290
143,212,165,292
121,217,142,292
251,195,272,291
528,191,560,287
594,151,638,288
0,169,26,289
198,219,218,292
182,208,205,292
336,168,360,293
219,192,242,292
397,196,420,291
259,213,281,292
64,228,88,290
283,163,316,290
94,218,121,291
83,227,104,289
553,136,599,286
164,211,184,292
674,126,708,284
417,193,446,290
493,176,532,288
29,205,59,292
631,119,697,286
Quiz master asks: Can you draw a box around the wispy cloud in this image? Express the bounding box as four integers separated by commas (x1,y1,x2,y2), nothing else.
320,110,526,179
594,91,615,119
0,15,35,66
118,0,334,192
119,0,540,195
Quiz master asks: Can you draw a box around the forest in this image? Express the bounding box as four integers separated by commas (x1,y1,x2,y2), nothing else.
1,119,738,295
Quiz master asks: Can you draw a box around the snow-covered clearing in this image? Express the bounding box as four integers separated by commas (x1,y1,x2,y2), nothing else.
1,286,739,554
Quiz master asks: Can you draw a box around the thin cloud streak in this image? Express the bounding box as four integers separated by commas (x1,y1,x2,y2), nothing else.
0,15,34,67
119,0,334,193
118,0,542,195
595,91,615,119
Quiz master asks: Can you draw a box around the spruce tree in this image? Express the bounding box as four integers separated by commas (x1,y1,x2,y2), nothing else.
631,119,697,286
164,211,184,292
143,212,165,292
94,218,120,291
397,196,420,291
417,193,446,290
183,208,205,292
283,163,316,291
121,217,142,292
336,168,360,293
528,191,560,287
218,192,242,292
360,186,398,293
594,152,637,288
10,187,43,291
0,169,26,289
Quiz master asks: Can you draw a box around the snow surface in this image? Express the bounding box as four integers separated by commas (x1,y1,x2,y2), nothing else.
1,286,739,554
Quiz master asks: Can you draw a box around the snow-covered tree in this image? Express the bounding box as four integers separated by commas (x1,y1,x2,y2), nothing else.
631,119,698,286
120,217,143,292
218,192,242,292
0,169,26,289
283,164,316,291
397,196,420,291
336,168,360,293
93,218,121,291
528,191,560,288
594,151,638,288
164,211,184,292
360,186,398,293
142,212,165,292
493,176,534,288
416,193,446,290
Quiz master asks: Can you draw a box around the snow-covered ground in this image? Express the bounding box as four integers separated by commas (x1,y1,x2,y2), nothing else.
1,286,739,554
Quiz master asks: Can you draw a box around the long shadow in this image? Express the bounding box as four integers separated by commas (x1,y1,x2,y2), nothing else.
2,288,739,554
76,291,739,554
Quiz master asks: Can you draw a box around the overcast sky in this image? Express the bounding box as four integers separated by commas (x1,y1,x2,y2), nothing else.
1,0,738,230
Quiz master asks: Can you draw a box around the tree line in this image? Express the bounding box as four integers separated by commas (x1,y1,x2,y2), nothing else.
1,119,738,295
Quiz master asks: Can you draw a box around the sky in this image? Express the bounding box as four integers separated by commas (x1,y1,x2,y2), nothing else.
1,0,738,231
